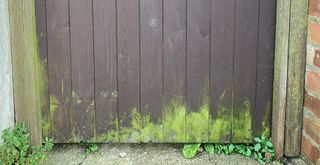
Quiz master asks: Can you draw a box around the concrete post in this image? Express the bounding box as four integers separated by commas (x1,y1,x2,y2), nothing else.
0,0,14,144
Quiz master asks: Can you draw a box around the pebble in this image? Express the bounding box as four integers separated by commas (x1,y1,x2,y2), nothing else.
119,152,127,158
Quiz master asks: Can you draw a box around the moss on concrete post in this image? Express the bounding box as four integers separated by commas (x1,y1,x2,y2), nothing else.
8,0,45,145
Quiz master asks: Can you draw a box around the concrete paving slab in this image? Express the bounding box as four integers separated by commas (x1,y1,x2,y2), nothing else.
45,144,309,165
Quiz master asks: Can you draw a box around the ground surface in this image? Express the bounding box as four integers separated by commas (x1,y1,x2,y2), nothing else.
45,144,308,165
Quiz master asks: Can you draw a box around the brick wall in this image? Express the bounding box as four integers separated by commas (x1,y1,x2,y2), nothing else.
303,0,320,163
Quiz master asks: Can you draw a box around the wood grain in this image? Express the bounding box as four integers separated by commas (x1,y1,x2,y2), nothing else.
272,0,290,158
70,0,95,141
186,0,211,143
209,0,235,143
254,0,276,138
232,0,259,143
9,0,44,145
35,0,50,140
140,0,163,142
163,0,187,143
284,0,308,157
46,0,73,142
93,0,118,142
117,0,141,143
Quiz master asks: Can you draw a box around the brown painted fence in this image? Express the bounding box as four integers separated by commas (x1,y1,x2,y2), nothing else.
35,0,276,143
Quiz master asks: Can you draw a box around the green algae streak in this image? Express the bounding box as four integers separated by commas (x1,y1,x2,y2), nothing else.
232,99,253,143
95,96,253,143
49,92,256,143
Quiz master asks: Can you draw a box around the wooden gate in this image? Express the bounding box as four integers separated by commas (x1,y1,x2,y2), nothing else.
35,0,276,143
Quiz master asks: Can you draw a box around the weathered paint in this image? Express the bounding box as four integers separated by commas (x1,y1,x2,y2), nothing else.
0,0,14,144
9,0,46,145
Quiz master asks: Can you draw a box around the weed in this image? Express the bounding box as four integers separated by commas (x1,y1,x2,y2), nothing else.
79,141,99,156
0,123,54,165
182,136,275,164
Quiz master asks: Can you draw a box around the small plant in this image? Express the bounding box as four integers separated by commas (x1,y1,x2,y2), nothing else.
252,136,275,164
182,136,275,164
79,141,99,156
0,123,54,165
182,143,201,159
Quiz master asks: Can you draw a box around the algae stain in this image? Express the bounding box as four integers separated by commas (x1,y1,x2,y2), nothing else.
50,95,59,113
92,96,226,143
42,120,51,137
186,102,209,142
209,90,232,142
163,100,186,142
232,99,253,143
83,92,255,143
118,108,141,142
42,95,61,136
141,113,163,143
262,101,271,138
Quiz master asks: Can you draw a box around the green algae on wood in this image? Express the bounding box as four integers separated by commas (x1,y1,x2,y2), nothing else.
41,95,60,138
209,90,232,143
163,100,186,142
232,99,253,143
186,102,209,142
46,90,258,143
118,108,140,143
87,95,256,143
262,102,271,138
50,95,59,113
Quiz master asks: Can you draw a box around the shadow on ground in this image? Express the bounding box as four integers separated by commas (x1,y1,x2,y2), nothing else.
45,144,308,165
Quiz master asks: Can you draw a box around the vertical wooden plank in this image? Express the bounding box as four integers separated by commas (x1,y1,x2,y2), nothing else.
93,0,118,142
186,0,211,143
209,0,235,143
284,0,308,157
70,0,95,141
9,0,43,145
117,0,141,143
232,0,259,143
140,0,163,142
46,0,73,143
35,0,50,140
272,0,290,158
163,0,186,143
254,0,276,138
